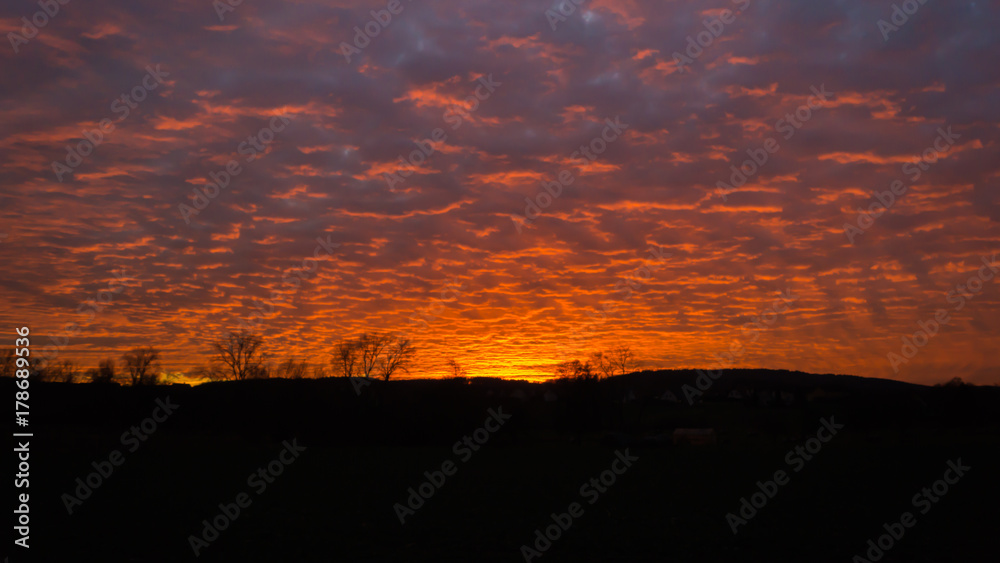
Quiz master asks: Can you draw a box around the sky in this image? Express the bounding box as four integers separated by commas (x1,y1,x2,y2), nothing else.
1,0,998,385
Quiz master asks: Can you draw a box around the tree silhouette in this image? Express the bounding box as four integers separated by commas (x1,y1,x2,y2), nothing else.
0,348,14,379
332,333,415,381
357,333,391,379
333,338,360,378
211,330,265,381
121,347,159,386
246,362,271,380
589,351,614,379
555,359,593,380
939,377,968,387
378,337,415,381
584,347,634,378
190,363,225,382
44,360,80,383
275,358,309,379
446,357,467,378
609,345,636,376
89,358,117,384
311,364,329,379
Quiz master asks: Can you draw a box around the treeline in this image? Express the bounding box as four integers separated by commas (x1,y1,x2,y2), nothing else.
0,329,417,385
1,329,640,385
554,345,637,380
2,347,164,385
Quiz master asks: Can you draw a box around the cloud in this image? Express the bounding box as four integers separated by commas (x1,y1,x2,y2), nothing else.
1,0,998,384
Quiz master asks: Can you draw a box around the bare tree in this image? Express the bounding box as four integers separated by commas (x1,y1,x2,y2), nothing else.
446,357,467,378
122,347,160,386
312,364,329,379
357,333,391,379
211,330,265,381
330,333,416,381
89,358,117,384
378,337,415,381
26,356,45,379
247,361,271,380
41,360,80,383
191,363,226,382
99,357,117,382
589,351,614,379
0,348,14,378
609,345,636,377
555,359,593,380
275,358,309,379
332,338,360,378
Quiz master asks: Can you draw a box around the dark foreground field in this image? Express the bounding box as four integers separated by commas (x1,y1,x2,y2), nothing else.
7,370,1000,562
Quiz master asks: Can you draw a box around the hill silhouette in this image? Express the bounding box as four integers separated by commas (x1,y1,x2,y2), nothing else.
9,369,999,562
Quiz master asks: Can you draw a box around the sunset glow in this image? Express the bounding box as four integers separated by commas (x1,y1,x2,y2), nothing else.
1,0,998,386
